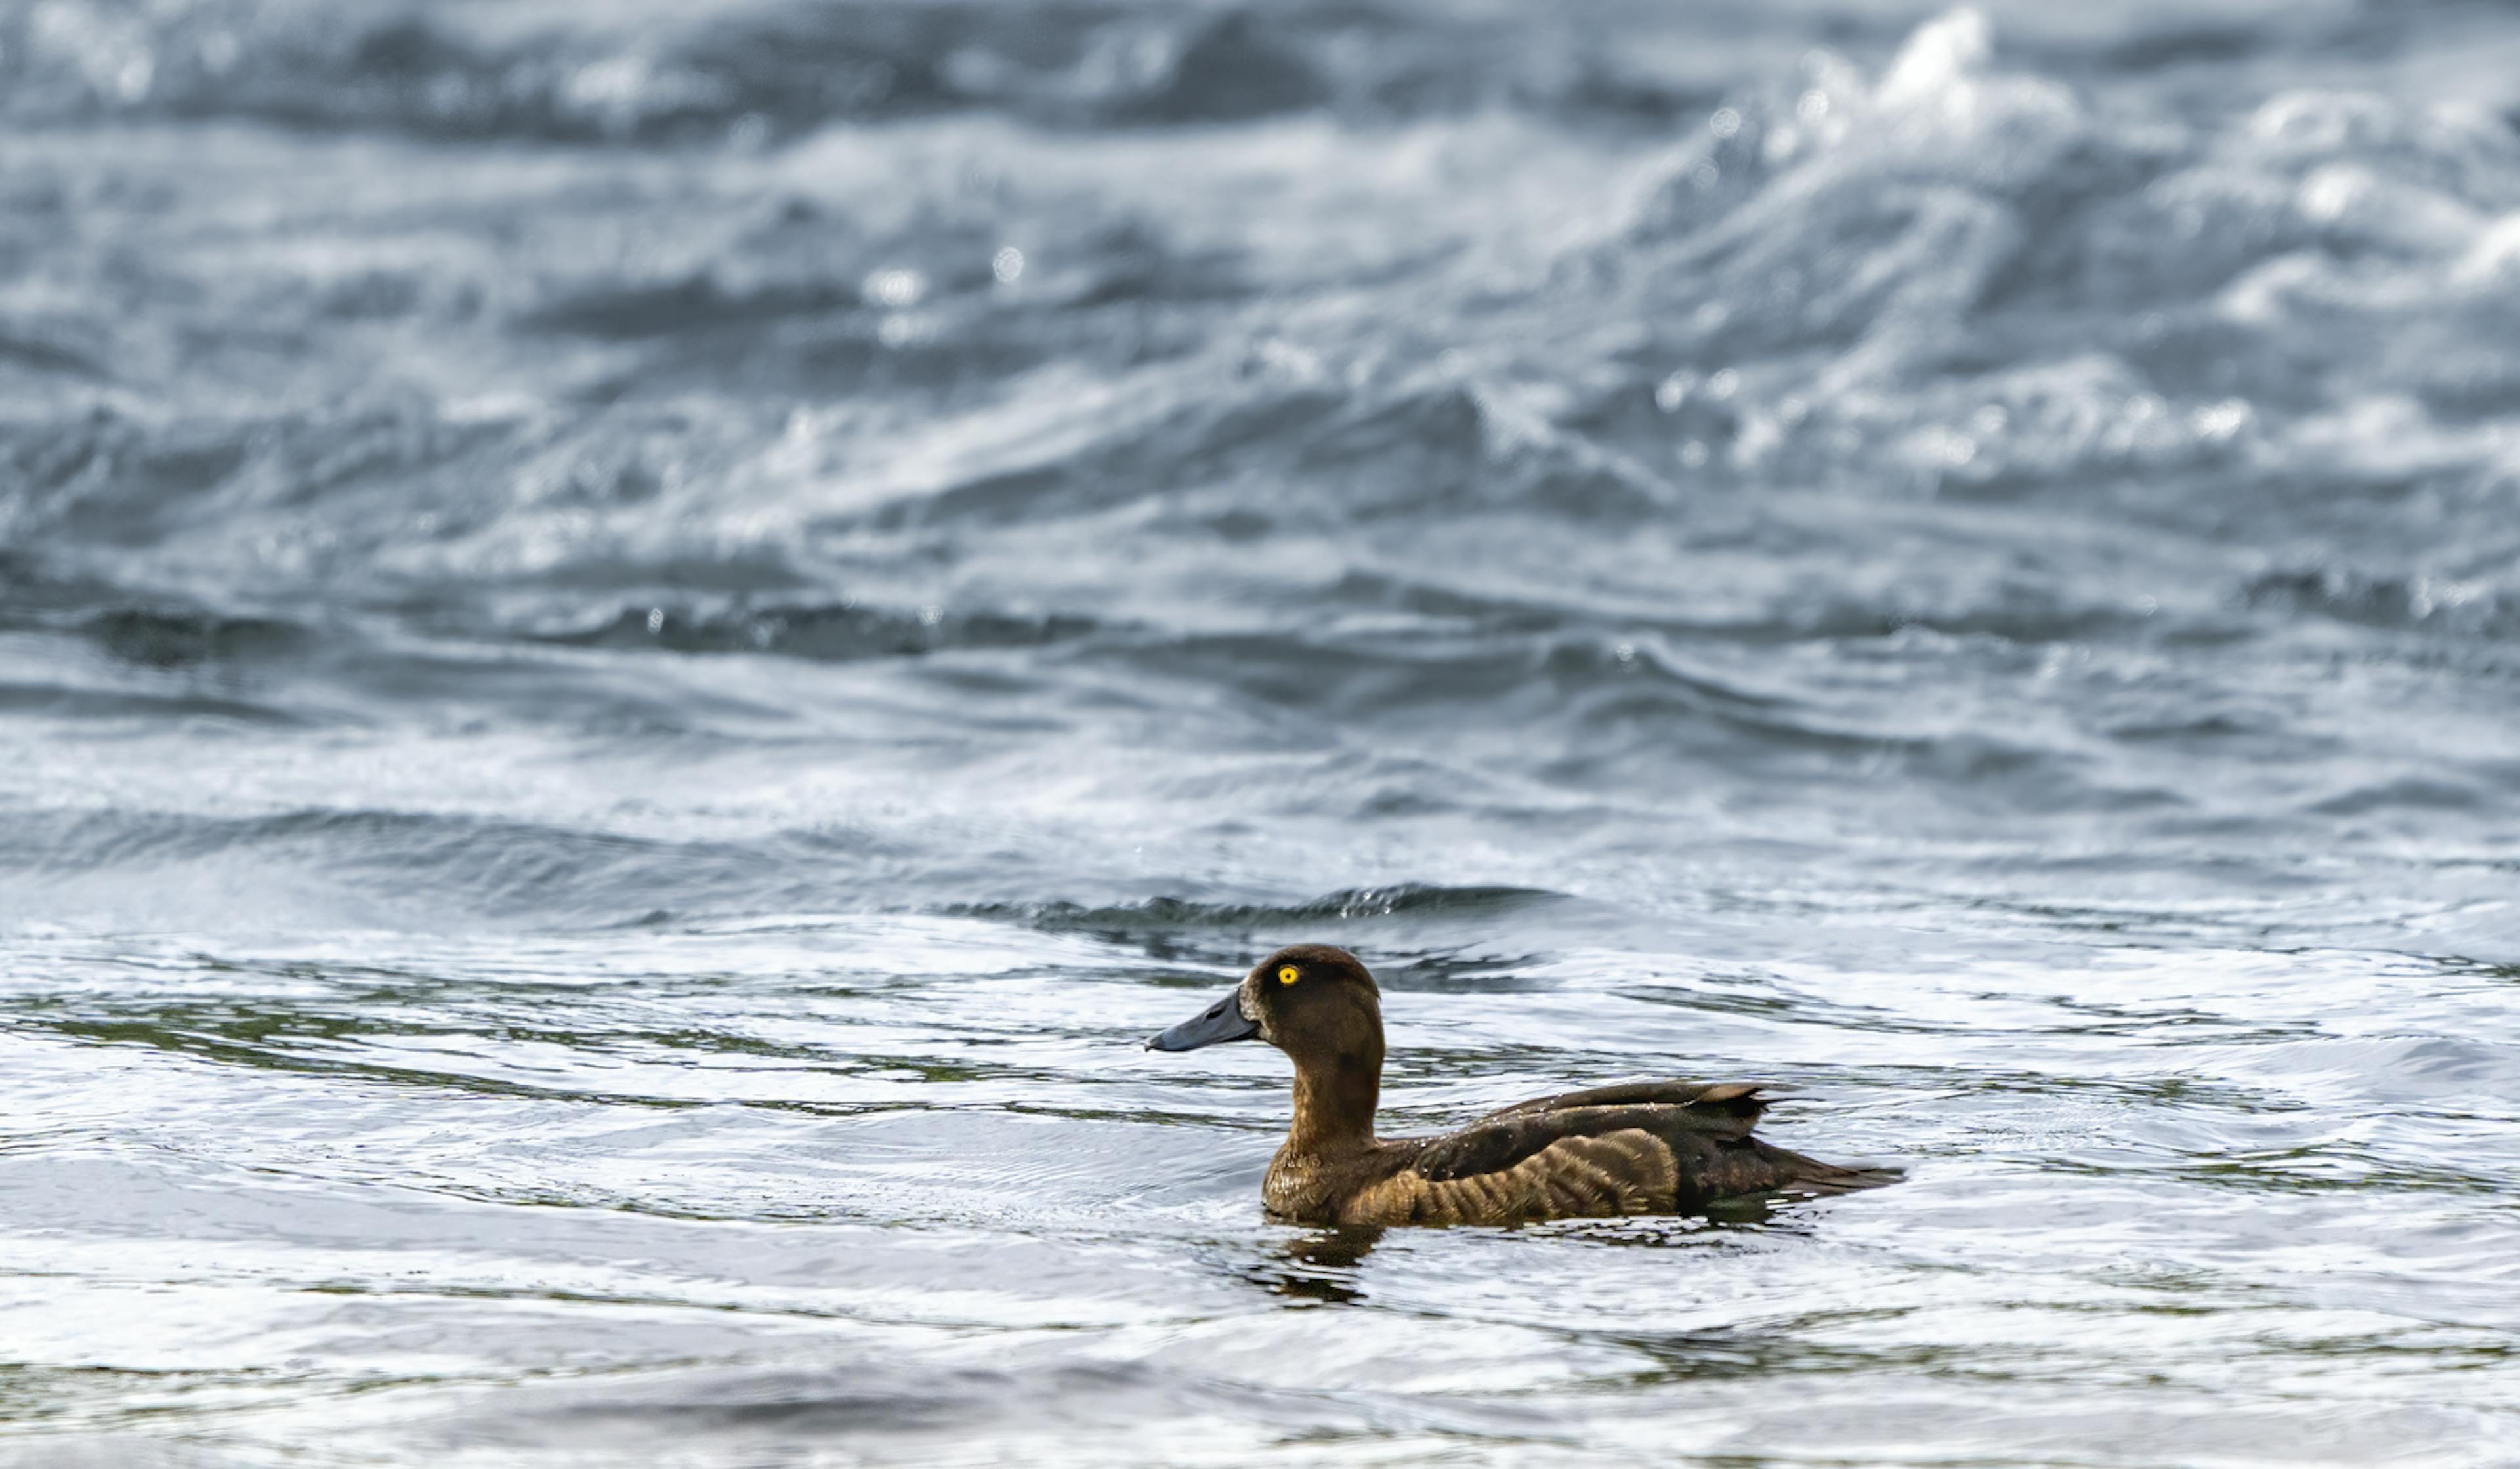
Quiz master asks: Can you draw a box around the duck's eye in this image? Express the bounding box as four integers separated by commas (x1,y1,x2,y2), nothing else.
1277,965,1301,985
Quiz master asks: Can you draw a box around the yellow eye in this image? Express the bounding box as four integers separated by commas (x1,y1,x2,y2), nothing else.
1277,965,1301,985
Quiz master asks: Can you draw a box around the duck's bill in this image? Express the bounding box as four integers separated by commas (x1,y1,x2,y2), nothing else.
1146,989,1260,1051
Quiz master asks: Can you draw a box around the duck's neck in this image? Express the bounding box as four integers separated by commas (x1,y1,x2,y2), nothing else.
1286,1038,1382,1155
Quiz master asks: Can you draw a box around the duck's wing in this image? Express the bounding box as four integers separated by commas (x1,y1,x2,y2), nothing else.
1397,1084,1895,1220
1414,1092,1769,1184
1466,1079,1778,1127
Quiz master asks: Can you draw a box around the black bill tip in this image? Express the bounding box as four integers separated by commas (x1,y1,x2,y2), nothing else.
1146,989,1260,1052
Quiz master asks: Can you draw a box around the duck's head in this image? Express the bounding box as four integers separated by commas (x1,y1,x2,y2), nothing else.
1145,943,1382,1060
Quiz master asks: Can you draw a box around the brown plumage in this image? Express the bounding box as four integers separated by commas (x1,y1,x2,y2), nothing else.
1146,943,1896,1227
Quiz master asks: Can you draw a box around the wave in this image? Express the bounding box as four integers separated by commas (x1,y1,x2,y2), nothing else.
0,803,995,932
18,2,2498,148
957,883,1568,936
7,9,2520,941
2246,568,2520,642
9,11,2518,617
0,800,1574,936
0,1,1752,141
545,600,1098,662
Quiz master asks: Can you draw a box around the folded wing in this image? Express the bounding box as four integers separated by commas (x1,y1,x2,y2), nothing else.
1418,1092,1767,1185
1388,1079,1894,1222
1467,1078,1780,1127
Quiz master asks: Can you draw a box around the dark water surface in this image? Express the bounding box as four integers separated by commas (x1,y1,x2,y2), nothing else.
6,1,2520,1464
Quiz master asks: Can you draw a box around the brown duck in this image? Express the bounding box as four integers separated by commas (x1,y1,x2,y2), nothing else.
1147,943,1895,1226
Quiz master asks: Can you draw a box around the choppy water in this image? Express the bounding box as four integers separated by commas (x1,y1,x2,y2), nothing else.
6,1,2520,1464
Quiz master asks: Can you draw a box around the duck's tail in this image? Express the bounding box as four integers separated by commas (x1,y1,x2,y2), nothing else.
1762,1142,1904,1197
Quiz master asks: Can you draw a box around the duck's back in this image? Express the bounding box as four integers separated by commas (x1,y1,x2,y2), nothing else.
1306,1080,1893,1227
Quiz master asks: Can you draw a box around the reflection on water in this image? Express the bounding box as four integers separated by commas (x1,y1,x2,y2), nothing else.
1240,1203,1803,1306
1244,1228,1386,1306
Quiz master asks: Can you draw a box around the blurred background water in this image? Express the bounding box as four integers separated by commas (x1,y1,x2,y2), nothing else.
4,1,2520,1464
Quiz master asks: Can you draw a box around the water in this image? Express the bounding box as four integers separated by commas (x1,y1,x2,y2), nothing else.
5,1,2520,1462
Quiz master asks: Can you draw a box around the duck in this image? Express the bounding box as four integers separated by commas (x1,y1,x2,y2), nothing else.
1146,943,1895,1226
